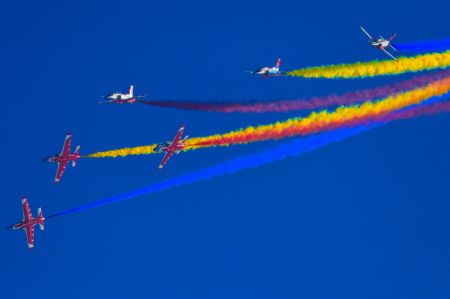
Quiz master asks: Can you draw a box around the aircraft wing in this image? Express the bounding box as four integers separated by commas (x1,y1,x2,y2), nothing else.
381,48,398,60
61,133,72,156
21,197,33,222
158,151,174,169
389,44,398,52
54,161,69,183
170,126,185,146
360,26,373,40
24,226,35,249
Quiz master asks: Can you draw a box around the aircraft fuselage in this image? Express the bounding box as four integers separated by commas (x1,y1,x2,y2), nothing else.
253,67,280,76
156,142,186,153
102,93,137,104
370,39,389,49
47,153,80,164
10,218,40,230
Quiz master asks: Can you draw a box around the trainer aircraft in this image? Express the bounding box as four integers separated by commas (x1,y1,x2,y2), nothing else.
99,85,145,104
43,133,80,183
360,26,398,60
246,58,283,78
7,197,45,250
155,126,189,169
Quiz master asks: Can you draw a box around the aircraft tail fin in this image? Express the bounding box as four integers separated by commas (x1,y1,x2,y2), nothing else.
129,85,134,97
37,208,44,231
275,58,281,68
388,33,397,41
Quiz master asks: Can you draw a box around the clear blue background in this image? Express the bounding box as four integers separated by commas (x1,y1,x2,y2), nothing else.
1,0,449,298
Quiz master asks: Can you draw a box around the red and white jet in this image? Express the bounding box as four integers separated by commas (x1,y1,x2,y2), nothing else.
246,58,283,78
43,133,80,183
154,125,189,169
7,197,45,250
360,26,398,60
99,85,145,104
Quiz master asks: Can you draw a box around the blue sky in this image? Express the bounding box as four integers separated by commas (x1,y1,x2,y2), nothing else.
0,0,449,298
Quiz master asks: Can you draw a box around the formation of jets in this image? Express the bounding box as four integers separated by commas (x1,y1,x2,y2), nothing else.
7,26,406,249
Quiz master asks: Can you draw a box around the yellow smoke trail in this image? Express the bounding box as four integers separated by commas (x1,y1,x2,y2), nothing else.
287,51,450,78
87,76,450,158
88,144,158,158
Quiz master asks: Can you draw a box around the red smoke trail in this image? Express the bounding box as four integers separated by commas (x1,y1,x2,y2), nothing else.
139,69,450,113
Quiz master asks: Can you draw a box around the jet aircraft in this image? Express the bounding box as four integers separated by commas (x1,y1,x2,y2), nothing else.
7,197,44,250
360,26,398,60
43,133,80,183
154,126,189,169
246,58,283,77
99,85,145,104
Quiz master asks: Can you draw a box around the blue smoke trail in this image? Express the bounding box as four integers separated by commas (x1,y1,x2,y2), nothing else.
394,38,450,53
46,125,375,219
46,94,450,220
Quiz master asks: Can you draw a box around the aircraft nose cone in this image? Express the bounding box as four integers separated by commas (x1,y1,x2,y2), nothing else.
41,157,48,162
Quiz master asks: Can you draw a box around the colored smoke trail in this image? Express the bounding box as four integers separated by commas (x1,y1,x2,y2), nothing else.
394,38,450,53
287,50,450,79
47,125,377,218
185,77,450,150
48,97,450,219
87,76,450,158
138,70,450,112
